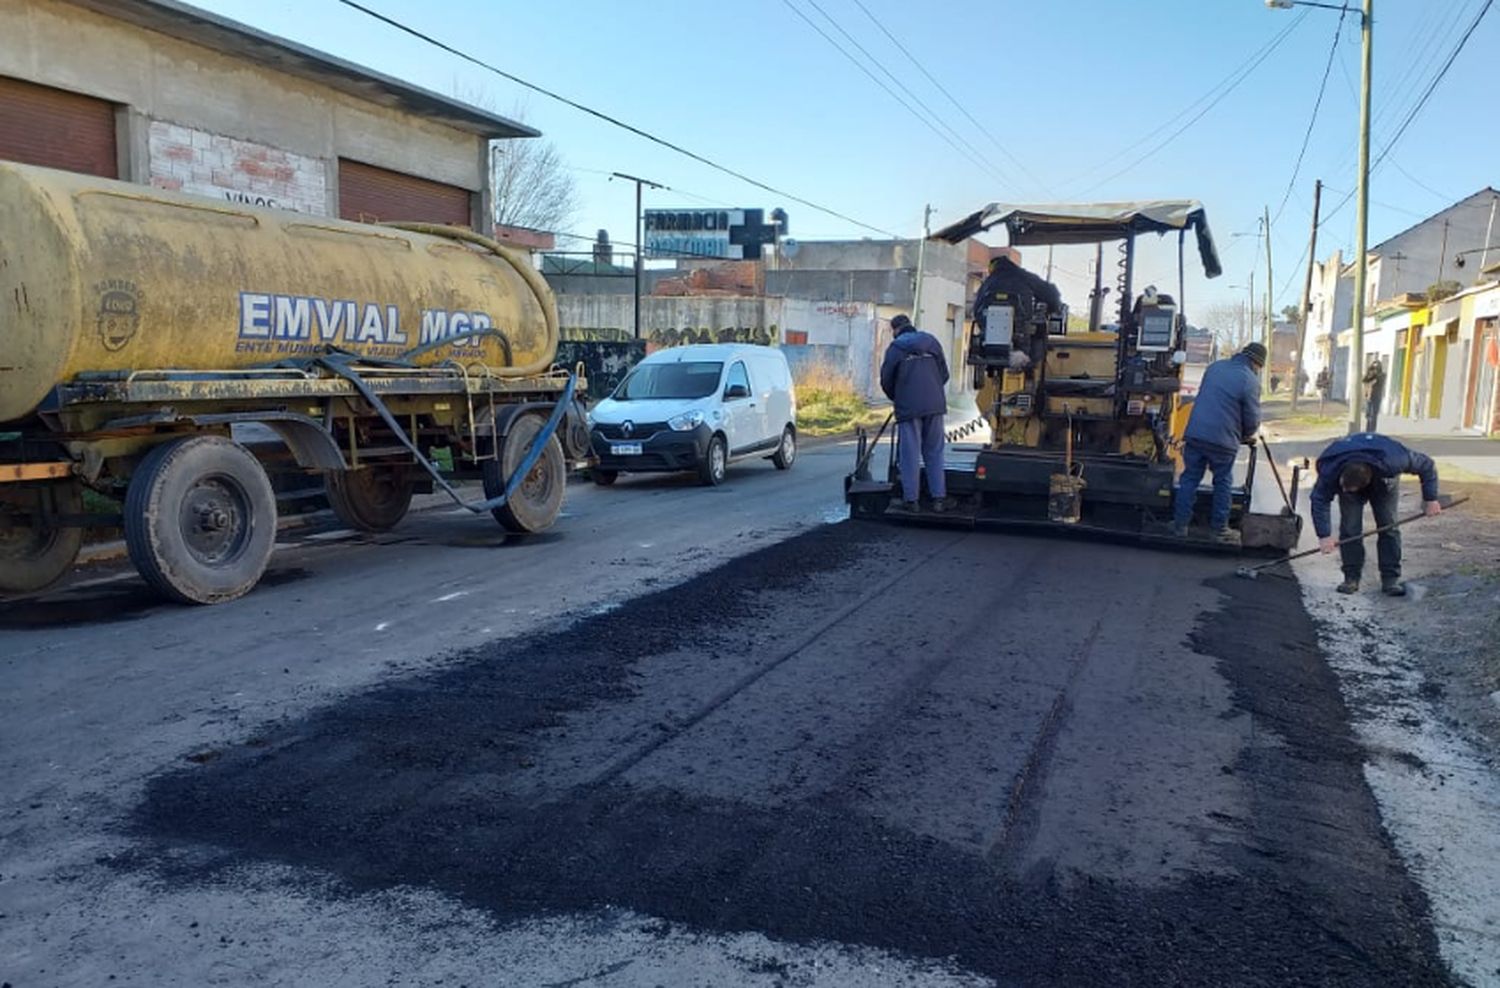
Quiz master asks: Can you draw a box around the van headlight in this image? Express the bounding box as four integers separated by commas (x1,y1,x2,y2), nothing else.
668,410,706,431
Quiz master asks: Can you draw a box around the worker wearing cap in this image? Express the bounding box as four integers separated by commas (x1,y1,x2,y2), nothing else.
1172,342,1266,543
880,313,950,511
1310,433,1442,596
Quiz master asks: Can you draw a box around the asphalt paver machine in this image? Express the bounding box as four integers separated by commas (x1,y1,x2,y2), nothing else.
845,201,1301,552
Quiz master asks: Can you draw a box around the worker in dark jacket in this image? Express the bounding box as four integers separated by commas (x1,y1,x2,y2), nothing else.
880,314,950,510
1172,342,1266,542
1362,358,1386,433
1310,433,1442,596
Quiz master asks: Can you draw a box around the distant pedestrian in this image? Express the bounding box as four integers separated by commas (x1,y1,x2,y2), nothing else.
1362,357,1386,433
1310,432,1442,596
1269,373,1282,394
1297,368,1309,396
1172,342,1266,543
880,314,951,511
1315,367,1331,414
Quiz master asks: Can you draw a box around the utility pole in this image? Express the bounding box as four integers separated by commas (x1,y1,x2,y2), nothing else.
611,172,664,340
1292,179,1321,414
1348,0,1373,434
912,203,933,327
1262,206,1274,393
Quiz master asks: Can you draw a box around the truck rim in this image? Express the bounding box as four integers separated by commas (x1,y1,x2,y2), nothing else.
180,474,251,566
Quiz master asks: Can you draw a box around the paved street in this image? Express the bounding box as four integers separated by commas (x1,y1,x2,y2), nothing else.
2,438,1475,986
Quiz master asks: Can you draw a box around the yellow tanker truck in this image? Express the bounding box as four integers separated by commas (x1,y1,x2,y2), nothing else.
0,161,589,603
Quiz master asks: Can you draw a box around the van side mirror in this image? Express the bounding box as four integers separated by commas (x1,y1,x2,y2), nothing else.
725,383,750,399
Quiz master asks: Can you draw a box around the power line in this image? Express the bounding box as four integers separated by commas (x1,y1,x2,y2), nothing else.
334,0,899,238
1074,12,1308,196
779,0,1011,188
1387,159,1455,203
846,0,1049,196
1271,6,1347,227
1272,0,1494,307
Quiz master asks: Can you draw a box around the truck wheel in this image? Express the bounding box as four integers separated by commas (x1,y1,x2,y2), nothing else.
124,436,277,604
772,426,796,470
326,465,414,532
483,414,565,533
0,479,84,594
698,434,728,486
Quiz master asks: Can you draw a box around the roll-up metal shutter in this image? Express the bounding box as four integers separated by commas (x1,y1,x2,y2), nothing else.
337,159,472,228
0,76,117,177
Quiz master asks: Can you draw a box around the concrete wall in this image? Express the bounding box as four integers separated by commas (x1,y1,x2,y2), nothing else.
0,0,489,220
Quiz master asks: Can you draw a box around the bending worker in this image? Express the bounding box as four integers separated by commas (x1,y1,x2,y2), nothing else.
1172,342,1266,543
1310,432,1442,597
880,313,951,512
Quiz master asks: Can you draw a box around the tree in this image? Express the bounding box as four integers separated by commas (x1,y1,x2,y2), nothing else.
1281,304,1303,326
490,138,578,233
1201,302,1248,351
457,89,579,234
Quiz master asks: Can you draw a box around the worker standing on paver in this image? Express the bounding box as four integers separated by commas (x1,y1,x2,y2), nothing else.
880,313,951,512
1172,342,1266,543
1309,432,1442,596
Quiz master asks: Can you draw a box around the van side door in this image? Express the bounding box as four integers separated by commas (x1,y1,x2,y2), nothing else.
722,359,759,455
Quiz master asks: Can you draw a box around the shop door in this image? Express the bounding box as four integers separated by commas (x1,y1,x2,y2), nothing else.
338,160,471,227
0,75,116,177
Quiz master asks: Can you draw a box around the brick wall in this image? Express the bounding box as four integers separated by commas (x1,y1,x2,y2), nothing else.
147,121,328,215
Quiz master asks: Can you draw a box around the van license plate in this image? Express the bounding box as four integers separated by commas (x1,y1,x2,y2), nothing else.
611,443,643,456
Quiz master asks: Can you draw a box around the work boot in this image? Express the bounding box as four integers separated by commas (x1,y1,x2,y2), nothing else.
1381,578,1407,597
1170,521,1189,539
1211,527,1241,546
931,496,956,514
1336,578,1360,594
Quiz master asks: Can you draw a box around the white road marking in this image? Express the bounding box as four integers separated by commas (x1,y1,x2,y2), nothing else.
374,622,391,632
433,590,469,602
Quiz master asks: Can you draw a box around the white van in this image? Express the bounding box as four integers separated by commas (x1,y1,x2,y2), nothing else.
587,343,797,486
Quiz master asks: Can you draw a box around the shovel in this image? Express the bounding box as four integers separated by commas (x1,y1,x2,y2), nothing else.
1235,495,1468,580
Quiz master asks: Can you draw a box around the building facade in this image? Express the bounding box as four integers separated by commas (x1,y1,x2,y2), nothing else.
0,0,534,230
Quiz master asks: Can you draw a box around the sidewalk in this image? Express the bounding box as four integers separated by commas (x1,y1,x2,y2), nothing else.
1261,397,1500,483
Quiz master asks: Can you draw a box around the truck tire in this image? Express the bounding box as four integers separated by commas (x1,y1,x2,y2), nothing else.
483,414,565,533
0,479,84,594
326,465,414,532
124,436,277,605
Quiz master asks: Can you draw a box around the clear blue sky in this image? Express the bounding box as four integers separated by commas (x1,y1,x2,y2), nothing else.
196,0,1499,320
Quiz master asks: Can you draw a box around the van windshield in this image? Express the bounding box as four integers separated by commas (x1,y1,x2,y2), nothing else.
614,361,724,400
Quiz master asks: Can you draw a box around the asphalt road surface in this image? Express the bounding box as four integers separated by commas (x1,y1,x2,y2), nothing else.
0,440,1456,986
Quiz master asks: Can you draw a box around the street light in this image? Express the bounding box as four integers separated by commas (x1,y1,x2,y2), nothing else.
1268,0,1371,435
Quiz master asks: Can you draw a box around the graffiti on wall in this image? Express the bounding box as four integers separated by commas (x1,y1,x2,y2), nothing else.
561,325,779,347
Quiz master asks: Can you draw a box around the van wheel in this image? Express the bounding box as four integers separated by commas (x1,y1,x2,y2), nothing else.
698,434,727,486
0,479,84,594
326,465,413,532
124,436,277,605
591,468,618,486
484,414,566,533
772,426,796,470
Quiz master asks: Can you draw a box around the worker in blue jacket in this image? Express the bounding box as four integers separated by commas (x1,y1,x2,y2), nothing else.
880,313,950,511
1172,342,1266,542
1309,433,1442,596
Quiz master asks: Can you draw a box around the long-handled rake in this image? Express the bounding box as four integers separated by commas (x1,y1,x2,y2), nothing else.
1235,495,1468,580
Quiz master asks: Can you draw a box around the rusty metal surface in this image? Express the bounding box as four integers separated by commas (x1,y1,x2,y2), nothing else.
0,462,73,484
0,161,560,423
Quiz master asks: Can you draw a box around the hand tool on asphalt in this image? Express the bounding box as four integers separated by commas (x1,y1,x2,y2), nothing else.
1234,495,1468,579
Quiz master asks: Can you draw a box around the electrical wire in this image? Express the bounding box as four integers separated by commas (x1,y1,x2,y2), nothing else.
779,0,1011,188
846,0,1050,196
1271,6,1347,227
334,0,899,238
1073,11,1308,196
1271,0,1494,307
801,0,1016,189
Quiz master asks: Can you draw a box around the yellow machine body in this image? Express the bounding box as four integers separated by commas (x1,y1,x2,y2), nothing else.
0,161,559,424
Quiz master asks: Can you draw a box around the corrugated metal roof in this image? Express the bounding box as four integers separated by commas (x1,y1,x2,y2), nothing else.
69,0,539,140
